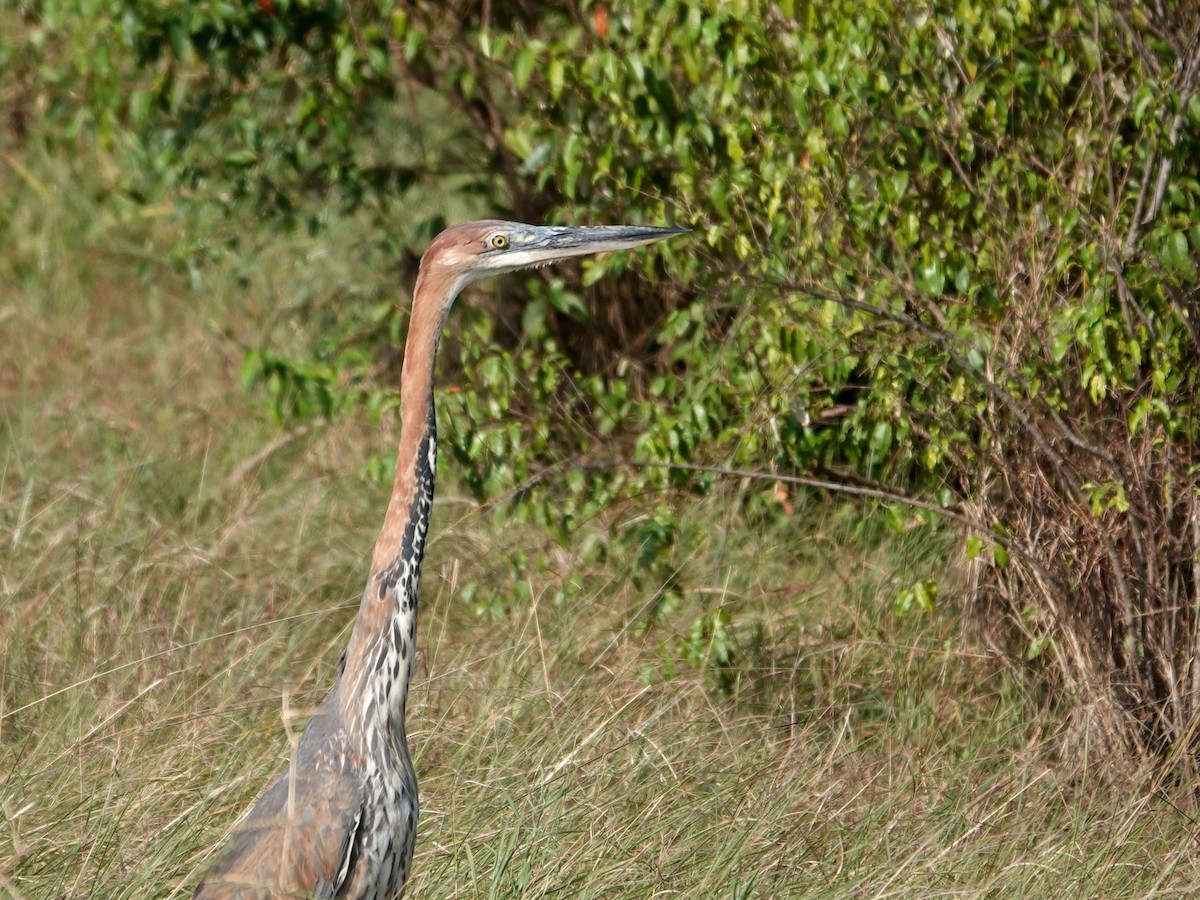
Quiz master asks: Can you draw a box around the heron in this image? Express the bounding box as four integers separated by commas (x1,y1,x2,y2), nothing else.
195,220,687,899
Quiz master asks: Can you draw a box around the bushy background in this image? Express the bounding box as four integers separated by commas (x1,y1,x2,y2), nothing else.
6,0,1200,792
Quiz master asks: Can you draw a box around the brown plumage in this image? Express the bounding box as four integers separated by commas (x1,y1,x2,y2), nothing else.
194,220,686,899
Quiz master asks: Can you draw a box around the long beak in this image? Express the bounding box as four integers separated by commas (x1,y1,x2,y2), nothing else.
532,224,691,257
469,222,688,281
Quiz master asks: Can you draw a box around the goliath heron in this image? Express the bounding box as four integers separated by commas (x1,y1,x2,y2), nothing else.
195,220,687,898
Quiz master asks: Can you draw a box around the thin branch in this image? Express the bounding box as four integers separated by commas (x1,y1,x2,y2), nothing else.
1124,38,1200,255
218,424,312,498
775,279,1117,469
511,456,1067,592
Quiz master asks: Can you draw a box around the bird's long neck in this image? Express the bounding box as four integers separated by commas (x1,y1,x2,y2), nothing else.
339,264,457,741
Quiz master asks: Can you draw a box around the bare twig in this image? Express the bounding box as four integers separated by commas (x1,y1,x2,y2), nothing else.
510,456,1068,592
1123,38,1200,255
774,279,1117,469
218,424,313,498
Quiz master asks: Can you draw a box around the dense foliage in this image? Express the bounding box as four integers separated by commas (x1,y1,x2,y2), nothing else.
6,0,1200,763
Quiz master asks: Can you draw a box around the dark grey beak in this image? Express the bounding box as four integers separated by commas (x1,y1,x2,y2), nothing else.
531,224,690,256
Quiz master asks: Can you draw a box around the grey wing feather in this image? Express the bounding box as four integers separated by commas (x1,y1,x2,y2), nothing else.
333,808,364,891
196,700,364,898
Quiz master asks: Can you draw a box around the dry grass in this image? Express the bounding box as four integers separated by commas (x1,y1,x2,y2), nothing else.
3,156,1200,899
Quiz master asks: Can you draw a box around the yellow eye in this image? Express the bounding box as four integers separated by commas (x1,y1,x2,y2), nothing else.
488,233,509,249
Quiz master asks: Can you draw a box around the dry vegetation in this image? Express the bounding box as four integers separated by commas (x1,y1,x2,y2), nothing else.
3,154,1200,898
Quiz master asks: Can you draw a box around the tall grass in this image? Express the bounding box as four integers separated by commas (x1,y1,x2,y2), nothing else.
3,154,1200,899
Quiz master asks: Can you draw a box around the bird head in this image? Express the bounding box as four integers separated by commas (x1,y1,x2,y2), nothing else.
419,220,689,296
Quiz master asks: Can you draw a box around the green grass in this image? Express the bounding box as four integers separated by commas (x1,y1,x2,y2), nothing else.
3,154,1200,899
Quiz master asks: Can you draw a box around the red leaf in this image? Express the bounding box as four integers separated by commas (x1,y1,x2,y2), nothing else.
593,4,609,38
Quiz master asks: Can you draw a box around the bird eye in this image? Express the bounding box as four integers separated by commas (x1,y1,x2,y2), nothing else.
488,233,509,249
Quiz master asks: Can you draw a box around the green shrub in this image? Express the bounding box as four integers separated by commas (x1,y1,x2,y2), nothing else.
10,0,1200,764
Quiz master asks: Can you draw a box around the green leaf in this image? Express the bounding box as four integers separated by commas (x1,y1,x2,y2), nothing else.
895,579,936,616
1162,231,1197,282
871,421,893,454
335,44,356,86
521,298,547,337
547,287,590,320
513,48,535,90
916,259,946,296
1025,635,1050,661
548,59,565,99
914,579,937,612
391,10,409,40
